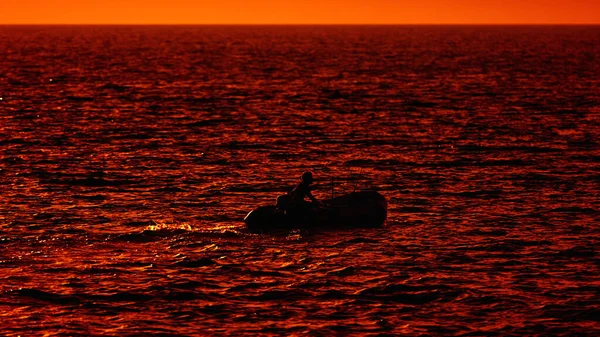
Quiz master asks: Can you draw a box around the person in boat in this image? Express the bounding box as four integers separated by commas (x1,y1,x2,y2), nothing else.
276,171,322,211
291,171,322,206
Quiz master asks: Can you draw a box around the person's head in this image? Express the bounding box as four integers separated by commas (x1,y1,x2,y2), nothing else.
301,171,314,184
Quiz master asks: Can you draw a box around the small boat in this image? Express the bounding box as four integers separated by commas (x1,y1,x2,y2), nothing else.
244,191,387,233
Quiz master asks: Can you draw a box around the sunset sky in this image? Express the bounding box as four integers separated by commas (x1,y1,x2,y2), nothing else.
2,0,599,24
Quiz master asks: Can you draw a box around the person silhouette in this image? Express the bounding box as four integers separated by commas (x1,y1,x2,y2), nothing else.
290,171,321,206
275,171,322,214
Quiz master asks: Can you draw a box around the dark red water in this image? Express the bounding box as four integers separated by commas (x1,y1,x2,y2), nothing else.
1,25,600,336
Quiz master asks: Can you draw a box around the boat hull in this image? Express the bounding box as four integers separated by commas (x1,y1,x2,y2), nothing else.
244,191,387,233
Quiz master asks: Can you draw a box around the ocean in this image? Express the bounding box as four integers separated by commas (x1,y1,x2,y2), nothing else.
1,25,599,336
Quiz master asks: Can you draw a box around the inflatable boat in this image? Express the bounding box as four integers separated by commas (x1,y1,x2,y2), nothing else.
244,191,387,233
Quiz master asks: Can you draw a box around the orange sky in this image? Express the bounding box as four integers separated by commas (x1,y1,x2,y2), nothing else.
2,0,599,24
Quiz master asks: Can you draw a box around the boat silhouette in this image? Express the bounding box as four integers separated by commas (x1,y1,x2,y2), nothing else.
244,191,387,233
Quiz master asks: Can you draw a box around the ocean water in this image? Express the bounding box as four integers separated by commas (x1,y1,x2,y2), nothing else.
1,25,600,336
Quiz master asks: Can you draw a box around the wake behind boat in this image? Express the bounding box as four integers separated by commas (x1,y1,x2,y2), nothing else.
244,191,387,233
